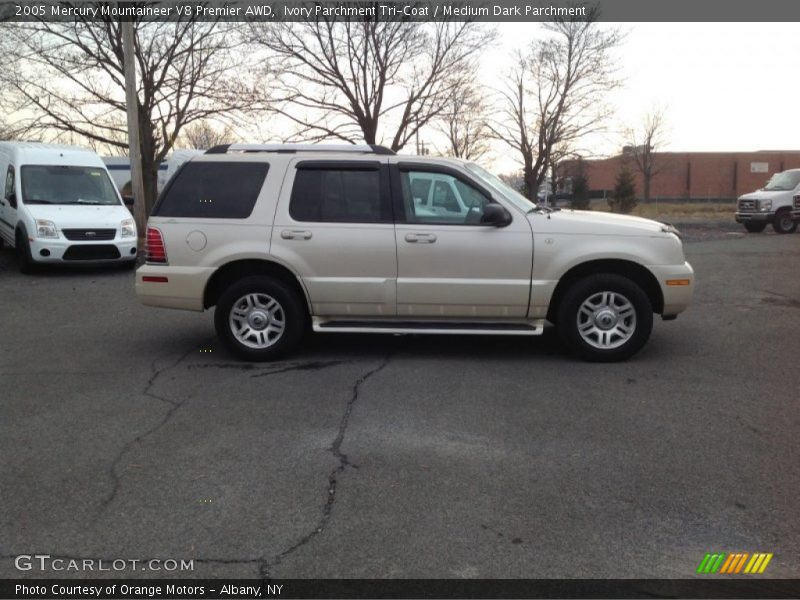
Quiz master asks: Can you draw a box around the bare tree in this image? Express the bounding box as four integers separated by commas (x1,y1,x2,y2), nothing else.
179,120,236,150
489,12,622,201
434,81,491,161
625,109,668,202
1,12,260,213
248,14,494,151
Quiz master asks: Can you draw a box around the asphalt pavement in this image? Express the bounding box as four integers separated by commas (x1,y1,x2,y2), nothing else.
0,228,798,579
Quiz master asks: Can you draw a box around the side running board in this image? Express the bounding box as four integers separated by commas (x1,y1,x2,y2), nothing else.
312,318,545,336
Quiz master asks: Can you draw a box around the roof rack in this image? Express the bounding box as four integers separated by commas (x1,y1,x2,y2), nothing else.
205,143,396,156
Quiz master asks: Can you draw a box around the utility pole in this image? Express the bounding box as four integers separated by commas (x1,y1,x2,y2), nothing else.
122,18,147,247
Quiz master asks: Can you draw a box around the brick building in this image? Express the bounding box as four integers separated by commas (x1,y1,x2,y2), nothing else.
559,151,800,201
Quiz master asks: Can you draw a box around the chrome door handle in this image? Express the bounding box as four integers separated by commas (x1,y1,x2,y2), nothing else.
281,229,312,240
404,232,437,243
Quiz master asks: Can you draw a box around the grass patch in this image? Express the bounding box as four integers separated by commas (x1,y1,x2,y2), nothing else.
587,200,735,220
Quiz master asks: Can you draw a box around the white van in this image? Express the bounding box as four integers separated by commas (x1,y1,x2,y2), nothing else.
0,142,138,272
102,156,171,197
735,168,800,234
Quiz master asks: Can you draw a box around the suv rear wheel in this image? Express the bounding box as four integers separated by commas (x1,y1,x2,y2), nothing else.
743,221,767,233
557,274,653,362
772,209,797,234
214,276,306,361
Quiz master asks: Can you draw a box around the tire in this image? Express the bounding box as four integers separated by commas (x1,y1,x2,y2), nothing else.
214,276,306,361
15,230,37,274
772,210,797,234
743,221,767,233
557,274,653,362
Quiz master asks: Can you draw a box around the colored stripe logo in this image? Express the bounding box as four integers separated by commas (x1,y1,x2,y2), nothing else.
697,552,773,574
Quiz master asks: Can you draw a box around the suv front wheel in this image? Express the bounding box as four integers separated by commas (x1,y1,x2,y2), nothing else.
557,274,653,362
214,276,306,361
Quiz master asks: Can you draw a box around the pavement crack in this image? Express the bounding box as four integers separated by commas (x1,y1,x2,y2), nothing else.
262,352,394,575
249,360,347,378
97,339,213,515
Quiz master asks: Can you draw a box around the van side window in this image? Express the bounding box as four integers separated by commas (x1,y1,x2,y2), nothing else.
152,162,269,219
4,166,16,208
290,168,390,223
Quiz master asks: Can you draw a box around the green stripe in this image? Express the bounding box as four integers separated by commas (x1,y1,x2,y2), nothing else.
697,554,712,573
710,553,727,573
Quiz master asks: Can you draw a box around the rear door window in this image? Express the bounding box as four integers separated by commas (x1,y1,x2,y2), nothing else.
153,162,268,218
289,166,390,223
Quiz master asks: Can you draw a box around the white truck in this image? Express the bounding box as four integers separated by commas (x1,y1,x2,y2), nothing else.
735,169,800,234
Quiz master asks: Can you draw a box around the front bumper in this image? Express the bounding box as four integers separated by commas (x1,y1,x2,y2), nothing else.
29,237,137,263
135,264,216,311
735,212,774,223
791,209,800,222
647,261,695,317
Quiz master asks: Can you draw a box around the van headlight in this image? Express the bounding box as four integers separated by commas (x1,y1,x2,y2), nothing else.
758,199,772,212
120,218,136,238
36,219,58,239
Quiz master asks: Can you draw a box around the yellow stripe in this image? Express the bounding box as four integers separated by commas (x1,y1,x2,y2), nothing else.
744,554,759,573
749,554,765,573
734,553,749,573
758,553,773,574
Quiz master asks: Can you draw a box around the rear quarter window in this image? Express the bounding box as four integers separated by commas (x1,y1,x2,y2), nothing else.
153,162,269,218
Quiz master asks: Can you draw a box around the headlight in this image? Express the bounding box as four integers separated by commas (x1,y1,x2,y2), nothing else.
120,218,136,238
660,223,681,237
36,219,58,239
759,199,772,211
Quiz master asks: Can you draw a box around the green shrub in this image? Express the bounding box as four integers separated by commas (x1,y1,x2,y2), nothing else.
608,166,637,214
570,173,590,210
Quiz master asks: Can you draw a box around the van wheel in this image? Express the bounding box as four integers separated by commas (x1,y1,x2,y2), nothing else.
557,274,653,362
743,222,767,233
15,231,37,274
214,276,306,361
772,210,797,234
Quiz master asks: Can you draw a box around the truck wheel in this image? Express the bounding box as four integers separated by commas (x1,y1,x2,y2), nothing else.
743,222,767,233
557,274,653,362
772,210,797,234
214,276,306,361
15,230,37,274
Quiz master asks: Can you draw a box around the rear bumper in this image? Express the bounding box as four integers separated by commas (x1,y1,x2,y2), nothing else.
135,264,215,311
735,212,774,223
648,261,695,317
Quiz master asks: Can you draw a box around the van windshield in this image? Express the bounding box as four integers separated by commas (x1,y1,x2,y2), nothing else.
763,171,800,191
21,165,120,205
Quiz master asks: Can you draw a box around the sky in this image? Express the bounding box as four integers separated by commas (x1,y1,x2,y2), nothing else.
478,22,800,171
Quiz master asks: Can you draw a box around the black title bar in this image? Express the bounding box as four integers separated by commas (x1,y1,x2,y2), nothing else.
4,579,800,599
2,0,800,22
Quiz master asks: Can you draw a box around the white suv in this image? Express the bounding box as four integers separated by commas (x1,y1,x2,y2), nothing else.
135,144,694,362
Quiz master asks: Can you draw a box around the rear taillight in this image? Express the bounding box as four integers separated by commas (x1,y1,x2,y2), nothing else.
145,227,167,264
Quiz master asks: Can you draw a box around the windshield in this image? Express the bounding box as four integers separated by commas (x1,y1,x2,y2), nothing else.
763,170,800,191
465,163,536,213
21,165,120,205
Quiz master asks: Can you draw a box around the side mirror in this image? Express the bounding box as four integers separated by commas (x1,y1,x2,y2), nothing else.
7,192,16,208
122,195,134,208
480,204,512,227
